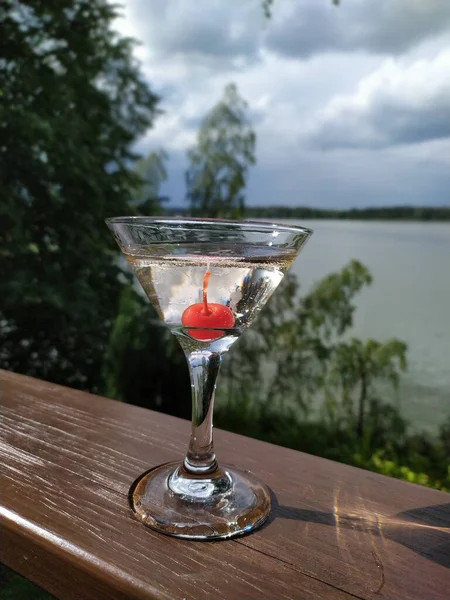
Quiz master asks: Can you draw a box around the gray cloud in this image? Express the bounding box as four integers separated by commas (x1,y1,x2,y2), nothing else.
246,142,450,208
127,0,262,67
308,51,450,150
267,0,450,58
119,1,450,209
128,1,450,68
151,141,450,210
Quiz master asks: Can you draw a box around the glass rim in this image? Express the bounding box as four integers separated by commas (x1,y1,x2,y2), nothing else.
105,215,313,236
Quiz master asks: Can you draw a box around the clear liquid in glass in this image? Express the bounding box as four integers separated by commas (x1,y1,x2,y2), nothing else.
126,245,295,347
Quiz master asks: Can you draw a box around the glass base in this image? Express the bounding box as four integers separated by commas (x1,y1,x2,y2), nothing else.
129,461,271,540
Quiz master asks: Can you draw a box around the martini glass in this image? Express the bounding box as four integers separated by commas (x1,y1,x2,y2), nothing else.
106,217,312,540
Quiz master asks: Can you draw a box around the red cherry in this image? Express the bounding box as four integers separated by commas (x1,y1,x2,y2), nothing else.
181,270,235,341
182,303,235,340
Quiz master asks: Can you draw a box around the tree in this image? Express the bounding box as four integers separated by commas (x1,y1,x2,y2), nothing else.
0,0,159,390
300,259,372,339
101,287,191,419
328,338,407,439
218,260,408,443
131,149,168,214
215,261,424,488
219,260,377,410
186,83,256,218
262,0,340,19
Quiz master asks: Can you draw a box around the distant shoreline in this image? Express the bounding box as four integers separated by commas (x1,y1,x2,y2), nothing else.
166,205,450,221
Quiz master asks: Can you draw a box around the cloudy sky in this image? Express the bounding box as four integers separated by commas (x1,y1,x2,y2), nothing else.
116,0,450,209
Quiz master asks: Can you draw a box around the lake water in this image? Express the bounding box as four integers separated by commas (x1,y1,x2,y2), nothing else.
287,220,450,433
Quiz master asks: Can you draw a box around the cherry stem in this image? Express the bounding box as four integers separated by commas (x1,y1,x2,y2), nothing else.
202,270,212,315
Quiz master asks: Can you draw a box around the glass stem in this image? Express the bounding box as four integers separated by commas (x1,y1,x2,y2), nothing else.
183,349,222,475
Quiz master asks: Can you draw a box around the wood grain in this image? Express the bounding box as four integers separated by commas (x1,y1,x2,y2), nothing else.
0,370,449,600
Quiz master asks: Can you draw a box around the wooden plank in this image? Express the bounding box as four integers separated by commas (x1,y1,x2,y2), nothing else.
0,371,357,600
234,445,450,600
0,370,449,600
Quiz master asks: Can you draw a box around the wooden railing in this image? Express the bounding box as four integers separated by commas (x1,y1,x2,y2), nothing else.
1,370,449,600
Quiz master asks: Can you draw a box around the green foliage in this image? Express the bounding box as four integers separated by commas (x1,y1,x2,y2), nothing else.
365,455,448,492
262,0,274,19
219,259,389,424
245,205,450,221
131,149,168,214
262,0,340,19
0,0,158,390
101,287,191,419
186,83,256,218
215,401,450,492
327,338,407,438
217,259,448,492
0,564,55,600
302,260,372,338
